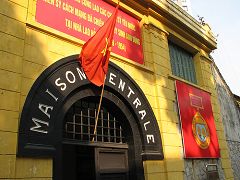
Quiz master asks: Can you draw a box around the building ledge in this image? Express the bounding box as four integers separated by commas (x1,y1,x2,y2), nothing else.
114,0,217,52
149,0,217,50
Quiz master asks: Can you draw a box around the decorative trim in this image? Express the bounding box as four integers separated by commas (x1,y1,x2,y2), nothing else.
200,55,213,64
168,74,211,94
148,0,217,50
143,22,169,37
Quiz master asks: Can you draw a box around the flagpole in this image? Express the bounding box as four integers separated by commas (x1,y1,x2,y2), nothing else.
91,2,119,142
92,76,106,142
79,0,119,142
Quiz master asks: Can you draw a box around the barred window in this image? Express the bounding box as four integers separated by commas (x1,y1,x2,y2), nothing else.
64,99,125,144
169,42,197,84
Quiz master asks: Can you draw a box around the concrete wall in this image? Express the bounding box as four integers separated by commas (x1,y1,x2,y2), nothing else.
213,66,240,180
184,159,225,180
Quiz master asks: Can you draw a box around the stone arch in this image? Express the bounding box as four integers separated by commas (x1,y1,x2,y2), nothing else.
18,54,164,160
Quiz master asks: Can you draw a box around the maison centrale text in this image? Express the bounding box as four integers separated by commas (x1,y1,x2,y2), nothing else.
30,66,155,144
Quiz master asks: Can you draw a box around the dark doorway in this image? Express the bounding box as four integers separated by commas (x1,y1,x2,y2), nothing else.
63,145,96,180
61,97,134,180
62,144,129,180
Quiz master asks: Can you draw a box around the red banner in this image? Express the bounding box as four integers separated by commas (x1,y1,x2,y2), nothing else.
36,0,143,64
176,80,220,158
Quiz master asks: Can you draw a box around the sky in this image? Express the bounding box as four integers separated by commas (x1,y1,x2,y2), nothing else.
190,0,240,95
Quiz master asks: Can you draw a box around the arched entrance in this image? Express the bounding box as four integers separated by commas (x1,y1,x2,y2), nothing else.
58,90,144,180
17,55,164,180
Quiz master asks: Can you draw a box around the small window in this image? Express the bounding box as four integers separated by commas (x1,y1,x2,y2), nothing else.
169,42,197,84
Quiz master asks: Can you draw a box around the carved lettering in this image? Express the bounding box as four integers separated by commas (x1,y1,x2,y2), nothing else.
144,121,150,131
109,73,116,86
39,103,53,119
133,98,141,109
76,67,87,80
55,78,67,91
30,118,49,134
127,86,135,98
118,79,125,92
139,110,146,120
45,89,58,102
65,71,76,84
146,135,155,143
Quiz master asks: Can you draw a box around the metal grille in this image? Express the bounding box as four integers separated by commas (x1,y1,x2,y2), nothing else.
64,100,125,143
169,42,197,84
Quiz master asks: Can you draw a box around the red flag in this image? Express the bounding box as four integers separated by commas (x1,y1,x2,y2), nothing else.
79,5,119,86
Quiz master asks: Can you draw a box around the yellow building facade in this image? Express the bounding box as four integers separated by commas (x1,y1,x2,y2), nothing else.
0,0,235,179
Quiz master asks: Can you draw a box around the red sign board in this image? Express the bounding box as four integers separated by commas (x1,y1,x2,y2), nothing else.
36,0,143,64
176,80,220,158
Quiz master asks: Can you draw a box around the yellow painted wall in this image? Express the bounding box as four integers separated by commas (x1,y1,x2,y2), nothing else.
141,23,184,180
0,0,234,179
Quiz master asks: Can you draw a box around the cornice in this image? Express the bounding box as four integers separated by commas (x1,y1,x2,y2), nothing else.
148,0,217,50
143,23,169,38
108,0,217,52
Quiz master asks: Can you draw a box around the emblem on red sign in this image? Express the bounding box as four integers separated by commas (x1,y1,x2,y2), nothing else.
192,111,210,149
176,80,220,158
